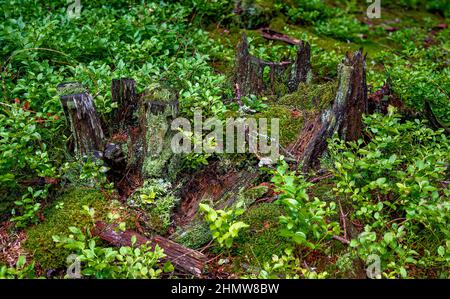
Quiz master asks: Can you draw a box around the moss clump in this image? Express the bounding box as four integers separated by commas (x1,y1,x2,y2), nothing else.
278,81,337,111
256,104,304,147
128,179,179,235
24,188,116,270
241,185,269,204
231,203,289,270
171,220,212,250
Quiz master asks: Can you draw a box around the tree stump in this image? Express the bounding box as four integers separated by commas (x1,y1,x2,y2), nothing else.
57,82,105,157
111,78,138,133
289,50,368,170
234,32,311,97
138,85,180,180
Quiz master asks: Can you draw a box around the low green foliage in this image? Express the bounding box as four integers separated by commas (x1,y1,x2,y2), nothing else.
60,158,114,191
0,256,40,279
200,201,250,248
286,0,341,25
11,187,46,228
243,248,328,279
315,15,368,42
271,160,340,249
53,226,173,279
329,107,450,278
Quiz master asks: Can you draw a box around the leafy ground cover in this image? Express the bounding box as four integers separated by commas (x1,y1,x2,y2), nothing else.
0,0,449,279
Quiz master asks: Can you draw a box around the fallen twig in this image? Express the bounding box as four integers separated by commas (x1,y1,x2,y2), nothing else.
333,235,350,245
260,28,300,45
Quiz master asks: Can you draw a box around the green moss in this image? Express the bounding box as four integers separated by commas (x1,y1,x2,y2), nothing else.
171,220,212,249
24,188,117,270
269,15,288,32
279,81,337,112
256,104,304,147
237,0,277,29
231,203,289,271
242,185,269,203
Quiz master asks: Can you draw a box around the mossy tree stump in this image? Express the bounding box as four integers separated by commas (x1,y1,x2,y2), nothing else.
137,85,179,180
234,32,311,97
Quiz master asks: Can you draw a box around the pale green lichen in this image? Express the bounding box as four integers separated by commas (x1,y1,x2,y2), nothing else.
57,83,86,96
141,84,179,179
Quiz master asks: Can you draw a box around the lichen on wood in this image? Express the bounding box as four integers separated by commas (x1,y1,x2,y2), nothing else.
139,84,180,180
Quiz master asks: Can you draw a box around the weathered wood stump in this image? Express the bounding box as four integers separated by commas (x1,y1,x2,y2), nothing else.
57,82,105,157
111,78,138,133
234,32,311,97
289,50,368,170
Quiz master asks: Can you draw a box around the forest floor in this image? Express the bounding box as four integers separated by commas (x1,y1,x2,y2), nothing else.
0,1,449,279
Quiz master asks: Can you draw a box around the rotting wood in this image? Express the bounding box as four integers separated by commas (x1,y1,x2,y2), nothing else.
57,82,105,157
174,162,259,226
111,78,138,133
234,32,311,97
92,221,207,277
289,49,368,171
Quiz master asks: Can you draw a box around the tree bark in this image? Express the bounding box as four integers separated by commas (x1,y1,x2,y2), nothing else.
111,78,138,133
289,50,368,171
57,82,105,157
